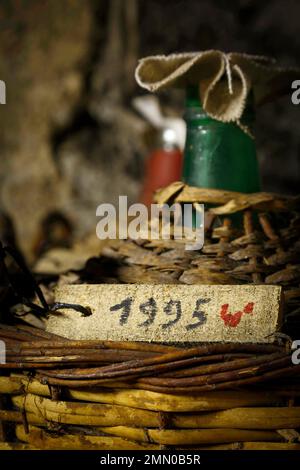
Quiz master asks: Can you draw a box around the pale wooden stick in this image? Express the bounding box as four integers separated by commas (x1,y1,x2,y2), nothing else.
16,425,160,450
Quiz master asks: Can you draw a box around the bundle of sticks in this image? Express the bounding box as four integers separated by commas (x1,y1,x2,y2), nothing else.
1,324,300,449
0,325,300,450
1,324,299,394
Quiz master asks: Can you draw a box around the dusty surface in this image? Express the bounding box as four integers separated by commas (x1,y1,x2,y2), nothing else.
47,284,283,343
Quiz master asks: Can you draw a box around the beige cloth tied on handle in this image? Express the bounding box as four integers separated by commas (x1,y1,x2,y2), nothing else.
135,50,300,135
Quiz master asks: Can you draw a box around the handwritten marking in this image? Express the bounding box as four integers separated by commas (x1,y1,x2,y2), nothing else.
162,300,182,330
220,302,255,327
186,298,210,330
110,297,133,325
50,284,282,343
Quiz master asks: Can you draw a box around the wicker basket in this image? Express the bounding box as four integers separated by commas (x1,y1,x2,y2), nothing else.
0,324,300,450
88,182,300,337
0,184,300,450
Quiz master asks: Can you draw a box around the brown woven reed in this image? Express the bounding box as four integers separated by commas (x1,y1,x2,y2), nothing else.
0,324,300,450
82,182,300,337
0,184,299,450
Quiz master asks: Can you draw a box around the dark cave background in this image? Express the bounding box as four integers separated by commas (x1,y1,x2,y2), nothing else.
0,0,299,259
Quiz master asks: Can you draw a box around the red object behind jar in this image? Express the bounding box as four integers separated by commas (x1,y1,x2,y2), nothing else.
140,147,183,206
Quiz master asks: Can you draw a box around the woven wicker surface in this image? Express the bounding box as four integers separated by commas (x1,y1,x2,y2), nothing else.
77,183,300,337
0,324,300,449
0,183,299,449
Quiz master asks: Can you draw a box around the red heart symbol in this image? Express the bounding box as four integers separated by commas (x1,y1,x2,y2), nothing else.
220,302,254,327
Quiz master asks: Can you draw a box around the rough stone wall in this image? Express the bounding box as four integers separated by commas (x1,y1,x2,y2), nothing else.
0,0,93,258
